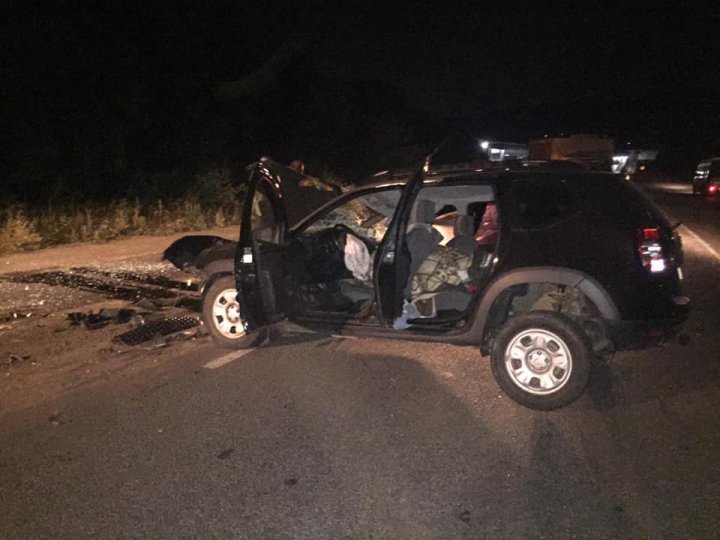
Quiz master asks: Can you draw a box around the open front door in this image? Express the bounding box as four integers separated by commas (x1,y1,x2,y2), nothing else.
234,158,339,336
374,160,428,325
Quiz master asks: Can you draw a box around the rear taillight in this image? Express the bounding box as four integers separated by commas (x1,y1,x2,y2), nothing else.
708,183,718,194
637,227,667,273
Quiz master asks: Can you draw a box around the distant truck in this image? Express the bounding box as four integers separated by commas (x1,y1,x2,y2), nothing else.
528,134,613,171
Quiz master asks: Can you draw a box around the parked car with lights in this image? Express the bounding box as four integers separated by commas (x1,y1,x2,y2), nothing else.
692,158,720,196
170,158,689,410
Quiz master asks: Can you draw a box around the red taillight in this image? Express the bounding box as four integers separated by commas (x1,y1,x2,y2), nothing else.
708,184,718,194
637,227,667,273
641,227,659,241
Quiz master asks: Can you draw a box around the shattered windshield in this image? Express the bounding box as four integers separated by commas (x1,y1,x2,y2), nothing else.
303,188,402,243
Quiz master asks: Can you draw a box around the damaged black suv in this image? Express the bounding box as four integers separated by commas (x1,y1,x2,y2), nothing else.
187,157,689,410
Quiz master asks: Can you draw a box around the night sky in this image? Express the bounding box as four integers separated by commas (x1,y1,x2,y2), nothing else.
1,2,718,203
310,3,718,139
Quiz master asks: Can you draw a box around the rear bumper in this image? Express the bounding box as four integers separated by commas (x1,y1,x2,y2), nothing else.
608,297,690,350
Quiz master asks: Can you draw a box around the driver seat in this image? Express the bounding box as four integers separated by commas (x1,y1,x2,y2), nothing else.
406,200,443,275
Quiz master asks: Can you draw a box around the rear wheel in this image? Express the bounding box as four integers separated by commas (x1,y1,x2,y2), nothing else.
490,311,591,410
202,275,266,349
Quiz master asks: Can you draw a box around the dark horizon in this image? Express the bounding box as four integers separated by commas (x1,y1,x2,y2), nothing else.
1,2,718,204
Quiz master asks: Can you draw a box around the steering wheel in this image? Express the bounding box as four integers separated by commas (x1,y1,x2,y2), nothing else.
332,224,376,251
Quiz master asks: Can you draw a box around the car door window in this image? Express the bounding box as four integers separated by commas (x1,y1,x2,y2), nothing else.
511,177,579,229
251,187,279,242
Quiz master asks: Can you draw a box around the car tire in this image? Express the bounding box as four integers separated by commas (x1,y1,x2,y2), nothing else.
490,311,592,410
202,275,267,349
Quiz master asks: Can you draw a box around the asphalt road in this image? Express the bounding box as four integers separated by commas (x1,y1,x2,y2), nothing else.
2,186,719,539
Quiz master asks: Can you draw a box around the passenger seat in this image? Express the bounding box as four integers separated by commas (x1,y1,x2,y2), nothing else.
447,215,477,257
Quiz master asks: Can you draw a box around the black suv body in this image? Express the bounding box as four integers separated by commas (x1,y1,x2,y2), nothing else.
197,158,688,409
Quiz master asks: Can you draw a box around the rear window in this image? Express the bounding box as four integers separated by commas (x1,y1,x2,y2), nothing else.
576,175,667,226
710,161,720,177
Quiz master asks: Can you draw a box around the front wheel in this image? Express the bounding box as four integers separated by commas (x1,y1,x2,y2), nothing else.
490,311,592,410
202,275,266,349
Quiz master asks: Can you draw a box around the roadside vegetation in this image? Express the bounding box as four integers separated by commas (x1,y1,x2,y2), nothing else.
0,14,428,257
0,169,244,255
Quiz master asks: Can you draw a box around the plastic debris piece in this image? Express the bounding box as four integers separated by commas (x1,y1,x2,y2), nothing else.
86,313,111,330
142,334,170,350
67,308,138,329
7,354,24,365
48,412,67,426
115,316,201,346
134,298,163,311
393,300,421,330
67,312,86,325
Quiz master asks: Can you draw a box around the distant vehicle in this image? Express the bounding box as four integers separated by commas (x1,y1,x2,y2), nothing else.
528,134,614,171
692,158,720,196
168,158,689,410
480,141,529,161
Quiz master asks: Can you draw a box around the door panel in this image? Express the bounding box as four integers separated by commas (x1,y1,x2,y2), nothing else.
374,163,427,325
235,162,288,333
235,158,341,331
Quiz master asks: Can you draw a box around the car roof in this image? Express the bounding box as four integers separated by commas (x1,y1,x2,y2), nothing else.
293,165,628,233
697,157,720,166
357,163,616,192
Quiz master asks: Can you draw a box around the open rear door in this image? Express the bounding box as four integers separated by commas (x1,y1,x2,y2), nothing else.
234,158,338,335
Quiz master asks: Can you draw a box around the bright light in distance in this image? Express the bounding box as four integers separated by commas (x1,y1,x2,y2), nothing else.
480,141,490,150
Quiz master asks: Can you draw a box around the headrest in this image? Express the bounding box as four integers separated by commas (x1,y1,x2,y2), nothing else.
454,214,475,237
413,199,435,224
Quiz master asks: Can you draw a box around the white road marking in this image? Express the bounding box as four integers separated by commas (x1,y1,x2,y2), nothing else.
203,348,256,369
679,224,720,264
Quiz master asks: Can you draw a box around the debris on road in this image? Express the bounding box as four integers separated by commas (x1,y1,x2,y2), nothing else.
67,308,138,330
0,231,238,413
0,311,33,323
133,296,200,311
7,267,198,303
115,316,201,346
6,353,26,365
48,412,68,426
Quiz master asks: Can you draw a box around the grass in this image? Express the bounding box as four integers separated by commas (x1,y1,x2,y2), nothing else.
0,169,244,256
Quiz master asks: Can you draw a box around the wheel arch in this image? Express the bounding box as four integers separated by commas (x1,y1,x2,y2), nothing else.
470,266,620,354
200,267,234,296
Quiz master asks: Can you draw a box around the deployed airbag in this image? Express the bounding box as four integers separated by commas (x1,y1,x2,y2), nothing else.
344,233,372,281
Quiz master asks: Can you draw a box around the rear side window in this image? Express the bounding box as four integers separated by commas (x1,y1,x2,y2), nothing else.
510,177,578,229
